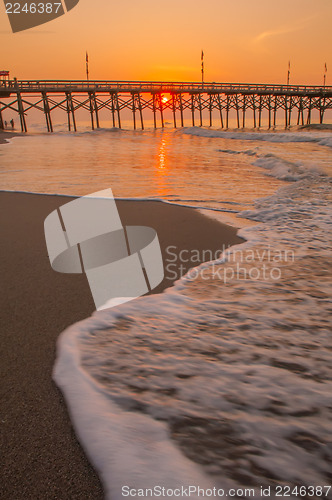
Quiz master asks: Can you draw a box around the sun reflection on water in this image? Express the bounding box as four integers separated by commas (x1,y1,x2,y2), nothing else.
155,135,171,197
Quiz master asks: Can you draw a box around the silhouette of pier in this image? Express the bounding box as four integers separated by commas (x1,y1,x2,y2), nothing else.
0,79,331,132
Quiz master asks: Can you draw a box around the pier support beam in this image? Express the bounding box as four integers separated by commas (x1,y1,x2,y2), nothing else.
252,95,256,128
159,94,164,128
94,93,100,128
307,97,312,125
152,94,157,128
319,97,325,124
288,96,293,127
110,93,116,127
226,94,230,128
235,94,240,128
179,94,184,127
297,97,304,126
273,95,277,128
172,94,177,128
258,95,262,128
88,92,95,130
130,93,144,129
0,107,4,130
88,92,99,130
66,92,77,132
13,79,27,132
115,93,121,129
138,93,144,130
42,92,53,132
17,92,27,132
191,94,195,127
198,94,203,127
268,95,272,129
242,95,246,128
284,95,288,128
131,93,136,130
217,94,223,128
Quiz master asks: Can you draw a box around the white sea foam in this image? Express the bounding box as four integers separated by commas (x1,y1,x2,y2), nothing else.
251,154,329,182
217,148,259,157
182,126,332,149
54,313,216,500
53,134,332,497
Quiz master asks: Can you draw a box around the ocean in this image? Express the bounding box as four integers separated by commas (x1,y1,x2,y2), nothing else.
1,124,332,499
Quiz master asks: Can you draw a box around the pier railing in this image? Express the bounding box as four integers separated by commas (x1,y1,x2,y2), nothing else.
1,80,332,95
0,80,331,132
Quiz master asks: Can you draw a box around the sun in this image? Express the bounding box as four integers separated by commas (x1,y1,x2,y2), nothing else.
162,96,168,103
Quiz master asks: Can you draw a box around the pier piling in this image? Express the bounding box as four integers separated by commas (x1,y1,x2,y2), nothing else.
42,92,53,132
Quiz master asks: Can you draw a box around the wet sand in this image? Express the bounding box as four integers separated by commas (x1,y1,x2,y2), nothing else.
0,131,20,144
0,191,243,499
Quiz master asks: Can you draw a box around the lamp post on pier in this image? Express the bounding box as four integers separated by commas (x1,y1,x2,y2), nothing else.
287,60,291,86
201,50,204,86
86,51,89,82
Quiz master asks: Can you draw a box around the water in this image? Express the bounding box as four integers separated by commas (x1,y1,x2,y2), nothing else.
1,125,332,499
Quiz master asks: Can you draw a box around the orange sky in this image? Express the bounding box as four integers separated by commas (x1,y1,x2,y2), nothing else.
0,0,331,84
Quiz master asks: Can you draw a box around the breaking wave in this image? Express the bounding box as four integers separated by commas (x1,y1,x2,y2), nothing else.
182,126,332,149
54,148,332,497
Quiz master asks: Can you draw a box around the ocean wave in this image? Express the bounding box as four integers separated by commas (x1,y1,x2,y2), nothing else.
218,146,329,182
251,154,329,182
54,164,332,495
54,310,213,500
182,127,332,149
217,148,259,157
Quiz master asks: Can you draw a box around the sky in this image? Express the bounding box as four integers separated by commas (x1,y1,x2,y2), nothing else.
0,0,331,84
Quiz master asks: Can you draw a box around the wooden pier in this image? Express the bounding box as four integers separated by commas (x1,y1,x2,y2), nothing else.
0,79,331,132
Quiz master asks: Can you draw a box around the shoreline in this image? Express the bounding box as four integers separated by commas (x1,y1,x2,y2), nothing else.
0,191,243,499
0,131,21,144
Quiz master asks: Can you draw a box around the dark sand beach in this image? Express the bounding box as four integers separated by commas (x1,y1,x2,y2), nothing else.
0,131,20,144
0,191,243,499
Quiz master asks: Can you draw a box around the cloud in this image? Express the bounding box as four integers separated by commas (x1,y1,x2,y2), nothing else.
253,15,317,45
